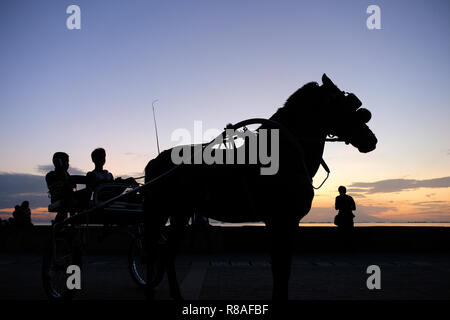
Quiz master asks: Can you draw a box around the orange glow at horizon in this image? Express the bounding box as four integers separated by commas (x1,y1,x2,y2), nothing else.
1,184,449,225
309,186,450,222
0,207,56,223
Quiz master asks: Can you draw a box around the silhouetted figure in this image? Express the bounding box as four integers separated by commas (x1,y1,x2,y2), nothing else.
334,186,356,251
143,74,378,300
45,152,89,222
334,186,356,229
20,201,33,226
11,202,32,228
46,152,74,222
12,205,21,220
86,148,114,192
86,148,138,202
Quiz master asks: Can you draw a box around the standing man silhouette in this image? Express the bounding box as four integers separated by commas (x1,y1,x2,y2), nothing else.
334,186,356,229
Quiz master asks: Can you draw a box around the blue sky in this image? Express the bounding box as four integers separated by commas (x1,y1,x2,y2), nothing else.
0,0,449,222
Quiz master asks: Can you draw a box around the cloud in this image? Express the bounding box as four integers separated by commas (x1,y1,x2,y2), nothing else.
36,165,53,173
410,200,450,213
346,188,369,193
37,164,85,175
411,200,446,206
349,176,450,194
0,173,49,208
409,201,450,221
0,167,87,209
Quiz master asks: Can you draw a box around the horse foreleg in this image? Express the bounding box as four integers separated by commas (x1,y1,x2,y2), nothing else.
268,219,297,300
164,215,189,300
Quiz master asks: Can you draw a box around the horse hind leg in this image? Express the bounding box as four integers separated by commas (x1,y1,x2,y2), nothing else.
164,215,189,300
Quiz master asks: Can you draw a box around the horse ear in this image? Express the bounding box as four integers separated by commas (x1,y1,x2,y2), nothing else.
322,74,335,88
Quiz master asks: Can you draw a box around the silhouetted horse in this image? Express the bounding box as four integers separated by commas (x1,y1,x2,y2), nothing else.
144,74,377,300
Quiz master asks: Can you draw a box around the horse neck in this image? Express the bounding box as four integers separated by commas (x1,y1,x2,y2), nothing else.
269,107,326,179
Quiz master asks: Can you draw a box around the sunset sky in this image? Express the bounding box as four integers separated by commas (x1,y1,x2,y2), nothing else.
0,0,449,223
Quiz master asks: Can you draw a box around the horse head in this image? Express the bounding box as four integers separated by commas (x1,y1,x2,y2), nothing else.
320,74,378,153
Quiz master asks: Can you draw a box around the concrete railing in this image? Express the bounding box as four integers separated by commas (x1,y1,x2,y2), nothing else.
1,225,449,253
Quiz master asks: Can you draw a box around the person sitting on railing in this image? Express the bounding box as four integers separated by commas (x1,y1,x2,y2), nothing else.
18,201,33,227
11,204,32,228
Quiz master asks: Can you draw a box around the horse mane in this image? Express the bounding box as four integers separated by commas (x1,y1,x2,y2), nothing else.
270,81,320,126
284,81,319,108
